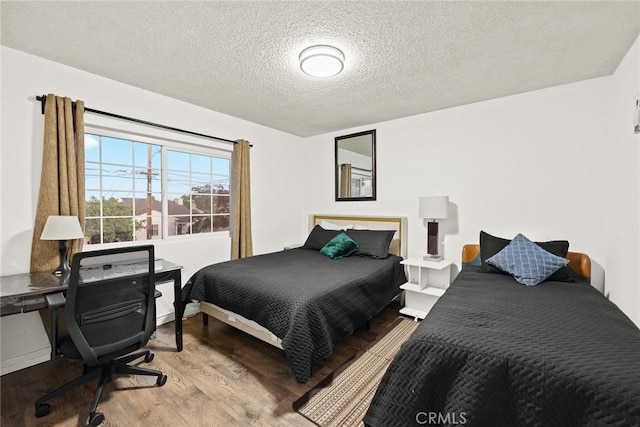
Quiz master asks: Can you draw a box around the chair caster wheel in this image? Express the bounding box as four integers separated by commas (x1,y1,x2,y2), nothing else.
144,353,154,363
89,411,105,426
35,402,50,418
157,374,167,386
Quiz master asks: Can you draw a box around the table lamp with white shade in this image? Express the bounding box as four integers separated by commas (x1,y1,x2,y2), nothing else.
418,196,449,261
40,215,84,275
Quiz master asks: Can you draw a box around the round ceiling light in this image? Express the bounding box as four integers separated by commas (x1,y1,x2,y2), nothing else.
299,45,344,77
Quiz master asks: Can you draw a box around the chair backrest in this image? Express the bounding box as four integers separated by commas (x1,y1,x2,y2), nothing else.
65,245,155,367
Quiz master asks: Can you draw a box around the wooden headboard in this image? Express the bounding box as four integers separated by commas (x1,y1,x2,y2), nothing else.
461,244,591,283
310,214,407,258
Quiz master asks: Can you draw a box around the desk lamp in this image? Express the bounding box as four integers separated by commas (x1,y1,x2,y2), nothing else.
40,215,84,276
418,196,449,261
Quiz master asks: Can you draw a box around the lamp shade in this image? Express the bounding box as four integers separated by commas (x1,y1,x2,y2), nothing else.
418,196,449,220
40,216,84,240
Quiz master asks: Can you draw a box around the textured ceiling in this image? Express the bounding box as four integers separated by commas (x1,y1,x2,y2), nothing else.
2,1,639,137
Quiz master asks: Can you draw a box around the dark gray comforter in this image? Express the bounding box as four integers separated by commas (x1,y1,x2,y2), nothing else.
365,267,640,427
181,248,405,384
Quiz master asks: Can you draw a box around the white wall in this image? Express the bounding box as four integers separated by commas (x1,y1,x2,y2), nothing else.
2,38,638,332
0,46,306,283
605,35,640,327
303,77,611,289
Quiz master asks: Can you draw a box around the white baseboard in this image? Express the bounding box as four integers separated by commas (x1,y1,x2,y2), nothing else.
156,302,200,326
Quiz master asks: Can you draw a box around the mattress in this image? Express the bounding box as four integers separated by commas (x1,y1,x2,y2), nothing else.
181,248,405,384
365,267,640,427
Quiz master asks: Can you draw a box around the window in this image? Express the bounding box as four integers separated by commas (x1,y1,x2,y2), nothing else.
84,132,230,245
166,150,230,235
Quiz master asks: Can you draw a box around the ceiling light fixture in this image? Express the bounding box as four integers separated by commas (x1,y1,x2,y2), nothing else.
299,45,344,77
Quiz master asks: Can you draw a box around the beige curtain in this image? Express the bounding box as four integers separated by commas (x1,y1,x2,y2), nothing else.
30,94,85,272
230,139,253,259
340,163,352,198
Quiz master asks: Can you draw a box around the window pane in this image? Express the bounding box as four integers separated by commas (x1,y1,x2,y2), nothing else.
101,166,134,194
134,142,161,168
213,195,230,214
84,218,101,244
85,194,101,217
213,184,230,195
213,215,230,232
167,150,189,171
191,154,211,174
133,193,162,215
102,196,133,216
212,175,230,192
191,216,212,234
167,171,191,194
190,173,212,191
167,195,190,215
212,157,229,176
101,137,132,165
85,165,101,190
169,216,191,236
85,135,101,162
134,168,161,193
192,194,212,214
102,218,134,243
134,213,161,241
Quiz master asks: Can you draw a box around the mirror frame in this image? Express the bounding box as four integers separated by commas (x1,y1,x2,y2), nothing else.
334,129,376,202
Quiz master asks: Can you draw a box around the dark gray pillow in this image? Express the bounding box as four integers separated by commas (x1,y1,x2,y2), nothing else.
302,225,341,250
345,229,395,259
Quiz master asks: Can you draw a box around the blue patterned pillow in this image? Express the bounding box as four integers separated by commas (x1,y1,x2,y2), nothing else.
487,233,569,286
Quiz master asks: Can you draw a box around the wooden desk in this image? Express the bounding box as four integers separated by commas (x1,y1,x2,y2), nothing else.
0,259,184,352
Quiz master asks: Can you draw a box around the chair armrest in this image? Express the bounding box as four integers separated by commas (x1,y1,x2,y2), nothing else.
46,292,66,359
46,292,66,309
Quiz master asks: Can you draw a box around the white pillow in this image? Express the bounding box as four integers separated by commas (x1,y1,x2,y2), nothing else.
320,220,352,230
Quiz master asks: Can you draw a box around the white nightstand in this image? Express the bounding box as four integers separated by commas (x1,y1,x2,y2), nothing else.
399,257,453,320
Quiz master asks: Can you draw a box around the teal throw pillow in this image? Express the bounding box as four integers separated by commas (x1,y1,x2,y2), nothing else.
320,232,360,259
487,233,569,286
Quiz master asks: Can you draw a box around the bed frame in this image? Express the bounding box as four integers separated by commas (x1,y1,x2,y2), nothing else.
461,244,592,283
198,214,408,348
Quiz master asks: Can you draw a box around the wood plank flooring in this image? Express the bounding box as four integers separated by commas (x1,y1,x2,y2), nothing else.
1,302,402,426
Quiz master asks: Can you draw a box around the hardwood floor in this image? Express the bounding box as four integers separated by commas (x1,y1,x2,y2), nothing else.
1,302,402,426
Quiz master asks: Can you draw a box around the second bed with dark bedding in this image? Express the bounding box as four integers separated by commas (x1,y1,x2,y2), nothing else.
365,265,640,426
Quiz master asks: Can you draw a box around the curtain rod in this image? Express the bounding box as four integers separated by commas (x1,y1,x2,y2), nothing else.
35,95,251,147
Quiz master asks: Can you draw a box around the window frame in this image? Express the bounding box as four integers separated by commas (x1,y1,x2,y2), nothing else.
84,124,232,247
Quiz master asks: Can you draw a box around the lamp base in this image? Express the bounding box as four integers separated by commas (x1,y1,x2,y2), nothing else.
422,254,443,262
52,267,70,277
53,240,71,276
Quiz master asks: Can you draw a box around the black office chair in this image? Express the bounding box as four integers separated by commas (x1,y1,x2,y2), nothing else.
35,245,167,426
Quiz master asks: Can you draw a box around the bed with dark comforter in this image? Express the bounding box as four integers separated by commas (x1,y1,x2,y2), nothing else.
181,248,405,384
365,266,640,427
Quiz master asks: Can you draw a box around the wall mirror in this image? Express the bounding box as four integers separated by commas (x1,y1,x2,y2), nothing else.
335,129,376,201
